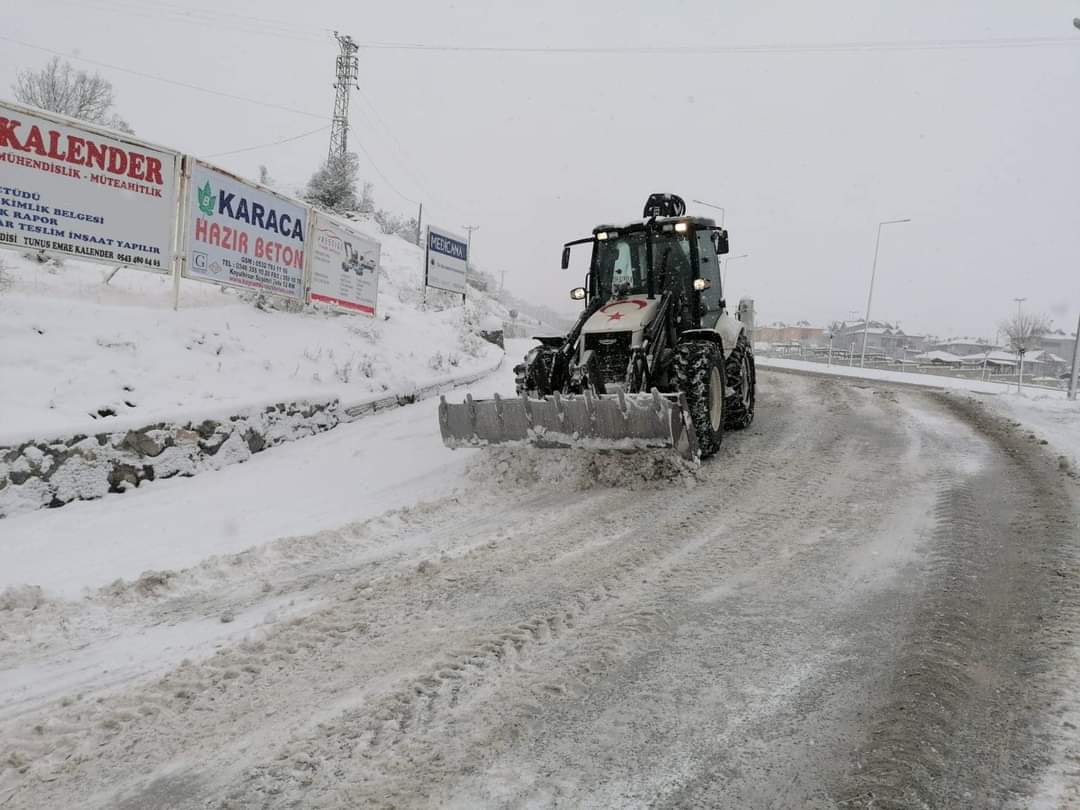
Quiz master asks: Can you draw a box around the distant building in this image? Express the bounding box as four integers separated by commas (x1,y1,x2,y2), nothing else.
830,320,926,361
1036,330,1078,367
755,323,825,346
931,337,998,357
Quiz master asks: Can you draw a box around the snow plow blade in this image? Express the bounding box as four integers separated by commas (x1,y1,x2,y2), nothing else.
439,390,699,461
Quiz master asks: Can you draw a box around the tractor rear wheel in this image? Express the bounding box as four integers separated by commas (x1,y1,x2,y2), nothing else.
675,340,726,458
724,332,756,430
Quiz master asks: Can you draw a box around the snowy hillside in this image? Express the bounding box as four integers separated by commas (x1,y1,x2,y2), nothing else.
0,219,520,445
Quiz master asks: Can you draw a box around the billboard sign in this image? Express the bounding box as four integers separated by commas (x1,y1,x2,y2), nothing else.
424,225,468,295
185,161,307,300
0,101,179,272
309,212,380,315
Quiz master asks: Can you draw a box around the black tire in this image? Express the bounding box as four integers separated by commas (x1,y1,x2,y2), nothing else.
675,340,726,458
724,332,756,430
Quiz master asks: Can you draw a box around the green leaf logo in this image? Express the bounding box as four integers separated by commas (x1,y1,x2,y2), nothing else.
197,182,215,216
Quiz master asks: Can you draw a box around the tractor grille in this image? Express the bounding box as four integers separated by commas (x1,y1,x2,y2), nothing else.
585,331,632,385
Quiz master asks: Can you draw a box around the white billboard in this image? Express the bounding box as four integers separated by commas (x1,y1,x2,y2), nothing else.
184,161,307,300
0,100,180,272
309,212,380,315
424,225,468,295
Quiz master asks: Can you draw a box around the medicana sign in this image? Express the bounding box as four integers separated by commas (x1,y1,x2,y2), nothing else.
185,161,307,300
309,212,380,316
0,101,180,272
425,225,468,295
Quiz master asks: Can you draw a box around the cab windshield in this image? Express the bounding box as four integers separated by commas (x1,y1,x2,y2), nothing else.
593,231,692,301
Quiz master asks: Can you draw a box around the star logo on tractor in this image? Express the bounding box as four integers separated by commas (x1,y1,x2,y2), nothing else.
608,311,624,321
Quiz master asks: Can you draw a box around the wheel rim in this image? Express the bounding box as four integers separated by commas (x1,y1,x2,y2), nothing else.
709,366,724,432
741,355,753,410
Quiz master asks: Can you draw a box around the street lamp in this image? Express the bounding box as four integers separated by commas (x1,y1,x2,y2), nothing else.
691,200,725,227
1071,18,1080,398
723,253,749,288
859,218,911,368
1014,297,1027,393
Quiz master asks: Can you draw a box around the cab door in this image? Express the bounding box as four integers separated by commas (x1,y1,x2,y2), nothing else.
695,229,724,328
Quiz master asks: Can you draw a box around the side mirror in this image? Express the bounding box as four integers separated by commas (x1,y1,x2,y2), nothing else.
712,229,729,256
561,246,571,270
570,287,586,301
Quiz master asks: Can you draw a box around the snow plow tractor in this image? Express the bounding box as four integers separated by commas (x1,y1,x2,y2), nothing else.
439,193,756,461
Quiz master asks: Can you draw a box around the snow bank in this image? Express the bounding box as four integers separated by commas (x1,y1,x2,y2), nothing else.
980,393,1080,476
757,356,1067,398
0,218,506,446
0,397,340,518
468,446,702,491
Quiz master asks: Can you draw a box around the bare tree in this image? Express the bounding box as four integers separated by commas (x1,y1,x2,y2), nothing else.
13,57,133,133
1001,309,1051,354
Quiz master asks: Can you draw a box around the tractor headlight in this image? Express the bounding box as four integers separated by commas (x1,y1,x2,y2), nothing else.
596,232,609,240
674,222,689,233
693,278,712,291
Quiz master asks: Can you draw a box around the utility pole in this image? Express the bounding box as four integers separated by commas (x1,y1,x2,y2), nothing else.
329,33,359,158
860,218,911,368
460,225,478,304
462,225,479,257
1014,297,1027,393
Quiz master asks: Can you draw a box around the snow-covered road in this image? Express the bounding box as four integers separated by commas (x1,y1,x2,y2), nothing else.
2,368,1078,809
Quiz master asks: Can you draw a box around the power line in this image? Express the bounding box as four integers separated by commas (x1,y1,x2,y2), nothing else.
0,35,329,120
4,34,429,209
353,35,1080,55
202,125,332,158
351,137,419,206
353,87,436,199
35,0,328,43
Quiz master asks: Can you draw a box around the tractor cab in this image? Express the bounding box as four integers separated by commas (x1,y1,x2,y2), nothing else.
563,196,730,333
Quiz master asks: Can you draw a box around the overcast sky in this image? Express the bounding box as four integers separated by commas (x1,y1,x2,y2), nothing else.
4,1,1080,339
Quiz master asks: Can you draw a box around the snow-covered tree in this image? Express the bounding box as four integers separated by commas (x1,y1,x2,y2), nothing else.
357,181,376,215
13,57,133,133
303,152,360,212
373,209,419,244
1001,309,1051,354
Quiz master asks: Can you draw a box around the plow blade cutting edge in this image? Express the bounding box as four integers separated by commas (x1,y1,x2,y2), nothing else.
438,390,700,461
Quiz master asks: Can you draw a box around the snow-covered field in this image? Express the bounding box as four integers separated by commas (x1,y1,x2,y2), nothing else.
0,219,507,445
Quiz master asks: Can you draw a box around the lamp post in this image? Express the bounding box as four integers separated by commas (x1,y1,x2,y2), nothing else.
1014,297,1027,393
860,218,911,367
723,253,749,289
1070,18,1080,396
1068,313,1080,400
691,200,725,227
